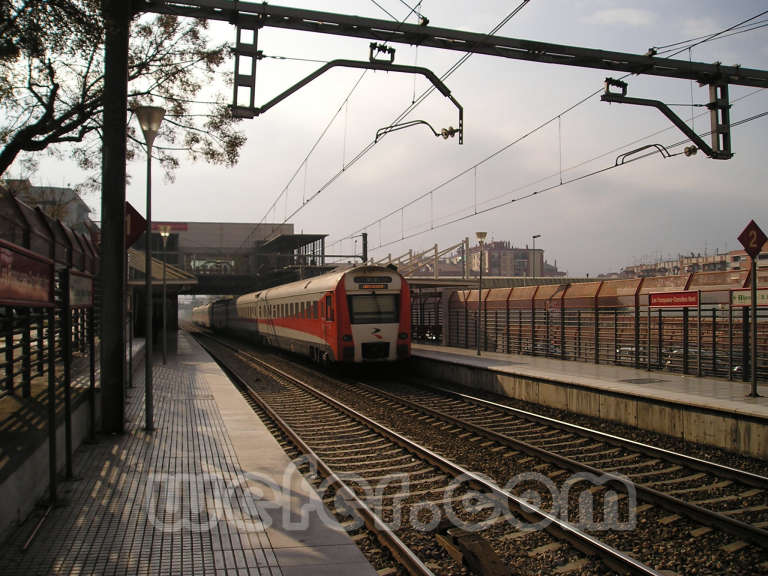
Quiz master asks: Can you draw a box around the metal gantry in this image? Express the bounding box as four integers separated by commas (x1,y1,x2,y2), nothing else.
99,0,768,429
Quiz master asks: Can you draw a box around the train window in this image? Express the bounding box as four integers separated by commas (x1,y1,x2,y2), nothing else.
325,295,334,321
348,294,398,324
313,301,318,319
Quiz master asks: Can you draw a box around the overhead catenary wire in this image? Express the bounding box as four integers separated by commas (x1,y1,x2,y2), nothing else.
358,109,768,254
241,0,426,247
329,10,767,252
276,2,532,226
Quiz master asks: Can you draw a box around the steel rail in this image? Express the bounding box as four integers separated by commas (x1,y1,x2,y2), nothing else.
196,336,435,576
421,382,768,491
213,341,664,576
350,379,768,550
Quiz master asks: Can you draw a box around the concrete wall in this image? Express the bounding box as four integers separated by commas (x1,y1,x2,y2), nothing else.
413,357,768,459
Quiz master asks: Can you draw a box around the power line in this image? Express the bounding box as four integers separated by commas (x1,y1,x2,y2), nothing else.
240,0,425,248
357,109,767,254
330,11,766,250
275,2,532,226
652,17,768,52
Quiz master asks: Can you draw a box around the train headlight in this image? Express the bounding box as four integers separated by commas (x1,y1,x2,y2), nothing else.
342,334,353,342
399,332,409,340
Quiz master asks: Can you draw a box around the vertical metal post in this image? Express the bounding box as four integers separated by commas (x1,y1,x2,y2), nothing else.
62,272,72,479
89,307,96,442
37,311,44,375
5,309,13,394
647,305,651,371
531,302,537,357
144,147,154,431
658,309,663,369
518,309,522,354
697,291,702,377
100,0,129,434
742,306,750,382
506,300,510,354
683,307,689,375
47,306,56,503
749,258,759,396
22,313,31,397
463,298,468,348
613,308,618,363
594,305,599,364
712,307,717,375
162,242,167,365
476,241,483,356
560,306,565,359
577,310,582,359
545,307,550,356
634,303,640,367
728,301,733,381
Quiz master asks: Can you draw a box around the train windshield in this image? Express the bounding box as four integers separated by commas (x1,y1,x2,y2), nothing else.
348,294,398,324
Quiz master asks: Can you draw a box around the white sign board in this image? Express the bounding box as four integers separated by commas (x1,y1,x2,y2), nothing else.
731,289,768,307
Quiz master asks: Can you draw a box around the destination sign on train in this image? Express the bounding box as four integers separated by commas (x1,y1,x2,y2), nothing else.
354,276,391,284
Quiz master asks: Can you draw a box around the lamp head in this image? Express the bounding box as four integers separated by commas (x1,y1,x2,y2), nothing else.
532,234,541,240
475,231,487,243
135,106,166,147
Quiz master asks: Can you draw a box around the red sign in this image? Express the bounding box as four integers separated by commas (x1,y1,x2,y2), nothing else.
0,240,53,307
649,291,699,308
738,220,767,260
152,222,188,232
125,202,146,248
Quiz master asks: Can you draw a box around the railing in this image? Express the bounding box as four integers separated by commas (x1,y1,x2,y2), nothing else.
411,272,767,382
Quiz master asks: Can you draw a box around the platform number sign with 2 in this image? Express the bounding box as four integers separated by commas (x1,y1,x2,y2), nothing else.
738,220,767,260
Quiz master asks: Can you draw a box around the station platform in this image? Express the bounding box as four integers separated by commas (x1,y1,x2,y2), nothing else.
411,343,768,458
0,332,375,576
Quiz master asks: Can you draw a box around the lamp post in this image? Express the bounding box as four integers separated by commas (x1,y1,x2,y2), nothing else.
531,234,541,278
476,231,487,356
160,226,170,365
135,105,165,432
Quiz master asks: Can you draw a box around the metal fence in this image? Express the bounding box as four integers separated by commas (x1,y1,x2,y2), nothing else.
411,271,768,382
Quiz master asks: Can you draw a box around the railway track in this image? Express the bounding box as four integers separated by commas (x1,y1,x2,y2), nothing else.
197,333,663,575
212,339,768,575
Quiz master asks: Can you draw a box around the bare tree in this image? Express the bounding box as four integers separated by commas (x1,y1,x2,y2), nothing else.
0,1,245,178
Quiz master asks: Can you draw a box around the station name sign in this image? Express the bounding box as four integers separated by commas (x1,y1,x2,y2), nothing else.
649,290,699,308
0,240,53,307
731,289,768,307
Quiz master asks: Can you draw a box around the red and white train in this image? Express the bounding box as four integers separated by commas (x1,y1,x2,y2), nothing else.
192,265,411,363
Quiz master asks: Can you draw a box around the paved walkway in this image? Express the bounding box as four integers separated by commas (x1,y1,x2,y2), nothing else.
413,343,768,419
0,332,374,575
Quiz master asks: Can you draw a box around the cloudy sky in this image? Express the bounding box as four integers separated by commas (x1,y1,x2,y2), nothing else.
27,1,768,276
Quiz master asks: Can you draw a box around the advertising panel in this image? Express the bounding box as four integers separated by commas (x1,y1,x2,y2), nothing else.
0,240,54,307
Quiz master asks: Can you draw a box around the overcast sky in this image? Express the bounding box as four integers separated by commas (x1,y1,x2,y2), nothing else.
24,1,768,276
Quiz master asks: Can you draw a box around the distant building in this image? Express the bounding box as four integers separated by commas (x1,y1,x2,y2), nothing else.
619,244,768,278
465,240,564,277
2,179,92,231
407,239,565,278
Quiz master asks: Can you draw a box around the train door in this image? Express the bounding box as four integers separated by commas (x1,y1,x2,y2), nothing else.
322,293,335,360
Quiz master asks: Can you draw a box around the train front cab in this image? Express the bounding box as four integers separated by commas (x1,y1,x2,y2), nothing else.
335,269,411,363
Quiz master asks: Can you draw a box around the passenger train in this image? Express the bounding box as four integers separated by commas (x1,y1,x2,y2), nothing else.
192,265,411,363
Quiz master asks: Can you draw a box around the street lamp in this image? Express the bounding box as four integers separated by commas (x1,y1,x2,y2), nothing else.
160,226,170,365
135,105,165,432
476,231,487,356
531,234,541,278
